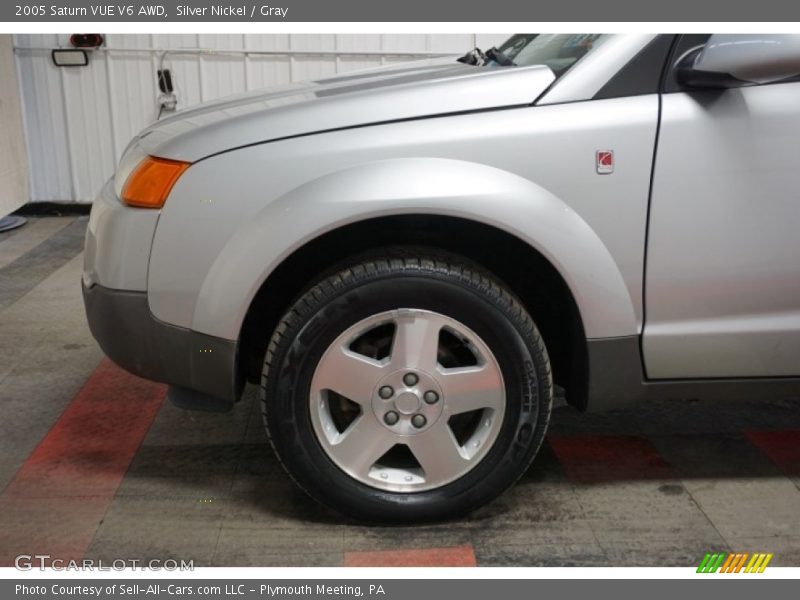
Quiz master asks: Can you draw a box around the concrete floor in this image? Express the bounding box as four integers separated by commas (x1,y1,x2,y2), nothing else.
1,216,800,568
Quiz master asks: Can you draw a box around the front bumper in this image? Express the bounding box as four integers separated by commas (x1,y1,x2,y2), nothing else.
82,282,241,405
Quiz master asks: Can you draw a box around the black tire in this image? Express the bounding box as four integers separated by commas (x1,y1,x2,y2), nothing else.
261,249,553,522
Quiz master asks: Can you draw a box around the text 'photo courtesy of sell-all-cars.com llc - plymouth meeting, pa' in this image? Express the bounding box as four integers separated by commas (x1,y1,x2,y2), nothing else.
82,33,800,522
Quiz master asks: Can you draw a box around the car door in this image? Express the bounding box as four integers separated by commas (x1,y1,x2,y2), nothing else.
643,34,800,379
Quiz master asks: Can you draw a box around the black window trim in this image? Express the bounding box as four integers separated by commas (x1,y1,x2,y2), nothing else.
592,34,677,100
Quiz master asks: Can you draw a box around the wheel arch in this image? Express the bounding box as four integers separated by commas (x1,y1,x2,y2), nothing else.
239,214,594,408
187,158,637,408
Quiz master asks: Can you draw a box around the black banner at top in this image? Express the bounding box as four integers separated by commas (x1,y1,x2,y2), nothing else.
4,0,800,22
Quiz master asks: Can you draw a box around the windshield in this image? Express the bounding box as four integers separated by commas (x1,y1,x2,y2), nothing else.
494,34,610,78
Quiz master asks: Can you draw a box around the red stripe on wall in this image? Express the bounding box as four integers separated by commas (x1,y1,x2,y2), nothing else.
547,434,674,484
344,544,477,567
0,359,165,566
745,430,800,476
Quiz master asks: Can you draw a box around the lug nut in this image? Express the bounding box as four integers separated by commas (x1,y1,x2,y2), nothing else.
411,414,427,428
423,390,439,404
378,385,394,399
403,373,419,387
384,411,399,426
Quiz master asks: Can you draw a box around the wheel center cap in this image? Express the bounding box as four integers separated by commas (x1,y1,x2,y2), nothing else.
372,369,444,435
395,391,421,415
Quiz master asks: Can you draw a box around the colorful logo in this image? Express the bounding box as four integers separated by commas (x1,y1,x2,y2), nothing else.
595,150,614,174
697,552,773,573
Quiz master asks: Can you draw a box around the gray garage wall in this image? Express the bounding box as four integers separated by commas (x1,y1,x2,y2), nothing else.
0,35,28,216
13,33,509,204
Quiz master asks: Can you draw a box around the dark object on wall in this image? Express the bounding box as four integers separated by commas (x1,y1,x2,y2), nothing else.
70,34,105,48
157,69,177,118
51,49,89,67
158,69,174,94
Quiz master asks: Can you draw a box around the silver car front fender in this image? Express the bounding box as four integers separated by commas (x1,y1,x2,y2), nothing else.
181,157,637,342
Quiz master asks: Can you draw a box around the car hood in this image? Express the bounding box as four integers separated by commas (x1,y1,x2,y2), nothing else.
134,60,556,163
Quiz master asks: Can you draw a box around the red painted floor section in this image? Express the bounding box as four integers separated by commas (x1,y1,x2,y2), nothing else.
0,359,165,566
547,434,674,484
344,544,477,567
746,430,800,476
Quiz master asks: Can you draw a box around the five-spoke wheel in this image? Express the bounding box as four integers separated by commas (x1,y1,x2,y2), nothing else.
310,309,505,492
262,250,552,522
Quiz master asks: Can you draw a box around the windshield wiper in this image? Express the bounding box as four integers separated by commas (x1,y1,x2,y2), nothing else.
485,47,516,66
457,47,486,65
456,46,515,67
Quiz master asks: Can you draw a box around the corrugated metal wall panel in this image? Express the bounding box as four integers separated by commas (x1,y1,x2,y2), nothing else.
104,35,159,158
61,51,116,201
0,35,28,216
15,34,73,201
14,33,509,203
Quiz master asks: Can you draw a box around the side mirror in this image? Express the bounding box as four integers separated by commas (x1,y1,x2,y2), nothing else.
677,34,800,89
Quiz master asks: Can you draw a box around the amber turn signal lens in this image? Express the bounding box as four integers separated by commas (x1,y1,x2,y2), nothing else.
121,156,190,209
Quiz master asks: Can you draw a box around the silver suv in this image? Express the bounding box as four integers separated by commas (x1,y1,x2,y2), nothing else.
83,34,800,521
